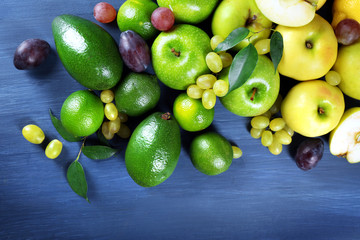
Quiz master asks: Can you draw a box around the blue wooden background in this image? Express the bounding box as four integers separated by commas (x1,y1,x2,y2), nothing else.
1,0,360,239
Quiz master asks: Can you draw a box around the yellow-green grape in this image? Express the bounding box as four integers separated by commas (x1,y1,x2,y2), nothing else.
232,146,243,159
274,129,292,145
250,127,264,139
118,112,128,123
102,121,114,140
45,139,63,159
268,139,283,155
187,84,204,99
269,118,286,132
22,124,45,144
196,74,217,89
206,52,223,73
261,130,273,147
218,52,233,68
202,89,217,109
283,125,295,137
254,39,271,55
109,117,121,134
213,79,229,97
100,89,114,103
104,102,118,121
251,116,270,129
325,70,341,86
260,110,272,119
210,35,225,50
269,94,283,115
116,124,131,139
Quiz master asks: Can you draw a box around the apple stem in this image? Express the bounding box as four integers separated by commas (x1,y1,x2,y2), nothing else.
161,112,171,120
318,107,325,115
356,132,360,143
171,48,180,57
250,88,257,101
306,41,313,49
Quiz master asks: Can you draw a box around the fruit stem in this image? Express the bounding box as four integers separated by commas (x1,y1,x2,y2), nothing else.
250,88,257,101
171,48,180,57
306,40,313,49
356,132,360,143
161,112,171,120
75,137,86,162
318,107,325,115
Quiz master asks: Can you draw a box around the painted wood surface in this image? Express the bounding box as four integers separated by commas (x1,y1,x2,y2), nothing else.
1,0,360,239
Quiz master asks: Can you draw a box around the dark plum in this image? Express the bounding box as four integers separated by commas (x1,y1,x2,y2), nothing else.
118,30,150,72
151,7,175,32
295,138,324,171
335,18,360,45
13,39,51,70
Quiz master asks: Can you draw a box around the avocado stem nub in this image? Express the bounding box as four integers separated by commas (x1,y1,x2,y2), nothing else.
171,48,180,57
161,112,171,120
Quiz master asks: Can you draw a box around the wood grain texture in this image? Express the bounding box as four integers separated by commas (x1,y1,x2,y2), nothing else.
1,0,360,239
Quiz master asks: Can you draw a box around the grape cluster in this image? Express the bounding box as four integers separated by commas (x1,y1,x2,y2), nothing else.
249,95,294,155
186,35,233,110
100,89,131,140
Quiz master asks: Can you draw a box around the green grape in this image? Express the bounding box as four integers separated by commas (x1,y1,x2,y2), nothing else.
261,110,272,119
202,89,217,109
250,127,264,139
261,130,273,147
269,118,286,132
210,35,225,50
213,79,229,97
109,117,121,134
196,74,217,89
102,121,114,140
232,146,243,159
268,139,283,155
269,94,283,115
325,70,341,86
254,39,270,55
283,125,295,137
274,130,292,145
206,52,223,73
100,89,114,103
45,139,63,159
251,116,270,129
118,112,128,123
116,123,131,139
104,102,118,121
187,84,204,99
218,52,233,68
22,124,45,144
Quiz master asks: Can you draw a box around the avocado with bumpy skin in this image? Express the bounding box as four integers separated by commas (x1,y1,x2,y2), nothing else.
125,112,181,187
52,14,123,90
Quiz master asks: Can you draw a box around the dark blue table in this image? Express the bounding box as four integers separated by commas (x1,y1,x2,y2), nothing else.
1,0,360,239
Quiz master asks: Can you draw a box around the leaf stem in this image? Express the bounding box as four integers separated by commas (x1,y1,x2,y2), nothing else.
75,137,87,162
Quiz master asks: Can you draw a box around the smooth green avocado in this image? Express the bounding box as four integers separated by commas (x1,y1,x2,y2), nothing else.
52,14,123,90
125,112,181,187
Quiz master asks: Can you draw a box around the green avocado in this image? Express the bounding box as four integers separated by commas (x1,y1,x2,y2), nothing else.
125,112,181,187
52,14,123,90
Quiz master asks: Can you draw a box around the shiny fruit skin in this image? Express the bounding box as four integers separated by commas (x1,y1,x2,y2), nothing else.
22,124,45,144
45,139,63,159
334,18,360,45
93,2,117,23
119,30,151,73
151,7,175,31
295,138,324,171
14,39,50,70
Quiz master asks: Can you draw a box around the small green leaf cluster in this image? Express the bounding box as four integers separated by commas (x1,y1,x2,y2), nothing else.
214,27,284,93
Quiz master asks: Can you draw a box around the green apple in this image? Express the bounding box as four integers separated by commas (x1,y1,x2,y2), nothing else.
117,0,158,40
212,0,273,51
332,40,360,100
281,80,345,138
219,55,280,117
329,107,360,164
255,0,318,27
157,0,219,24
151,24,211,90
275,14,338,81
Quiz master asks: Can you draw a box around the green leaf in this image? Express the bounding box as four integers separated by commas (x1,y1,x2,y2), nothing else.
67,160,89,202
82,145,119,160
270,31,284,73
49,109,82,142
214,27,250,52
228,43,258,92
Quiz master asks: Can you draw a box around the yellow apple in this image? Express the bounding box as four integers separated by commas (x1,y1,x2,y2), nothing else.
281,80,345,137
275,14,338,81
316,0,327,10
332,40,360,100
329,107,360,164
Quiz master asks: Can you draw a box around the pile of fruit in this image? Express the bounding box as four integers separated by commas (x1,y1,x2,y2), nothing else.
16,0,360,202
